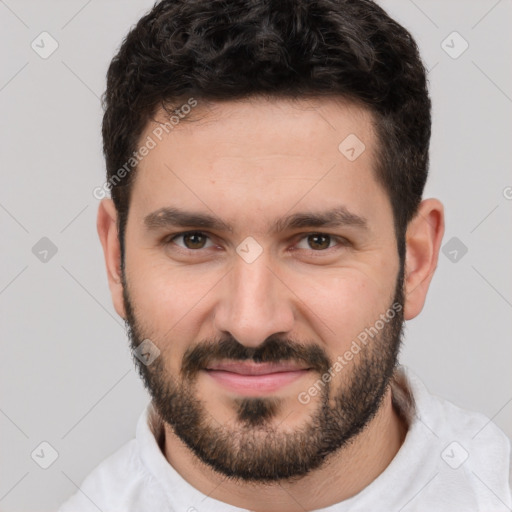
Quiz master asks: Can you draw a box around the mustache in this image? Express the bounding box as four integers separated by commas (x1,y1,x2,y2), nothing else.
181,336,331,379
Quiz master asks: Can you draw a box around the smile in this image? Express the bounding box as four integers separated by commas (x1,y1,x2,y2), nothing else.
204,361,311,395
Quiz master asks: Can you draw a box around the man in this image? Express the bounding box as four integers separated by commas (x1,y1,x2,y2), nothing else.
59,0,512,510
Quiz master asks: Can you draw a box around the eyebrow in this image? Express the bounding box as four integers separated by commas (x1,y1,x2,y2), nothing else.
143,206,368,234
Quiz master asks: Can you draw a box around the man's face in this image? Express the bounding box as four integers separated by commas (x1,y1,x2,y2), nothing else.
121,97,404,481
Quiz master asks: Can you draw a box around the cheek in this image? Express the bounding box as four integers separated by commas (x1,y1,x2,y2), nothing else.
125,256,222,350
291,270,389,351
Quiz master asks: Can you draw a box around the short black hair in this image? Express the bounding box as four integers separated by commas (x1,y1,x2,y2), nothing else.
102,0,431,263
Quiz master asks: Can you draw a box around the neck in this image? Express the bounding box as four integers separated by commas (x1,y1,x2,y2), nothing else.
160,384,407,512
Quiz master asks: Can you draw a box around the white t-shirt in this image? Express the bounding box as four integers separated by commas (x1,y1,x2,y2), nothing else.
58,365,512,511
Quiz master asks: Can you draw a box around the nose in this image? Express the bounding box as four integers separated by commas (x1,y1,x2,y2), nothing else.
213,254,295,348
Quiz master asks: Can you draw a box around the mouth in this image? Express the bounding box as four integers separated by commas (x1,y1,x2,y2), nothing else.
204,361,311,395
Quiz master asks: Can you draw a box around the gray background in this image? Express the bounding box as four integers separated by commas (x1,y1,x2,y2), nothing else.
0,0,511,510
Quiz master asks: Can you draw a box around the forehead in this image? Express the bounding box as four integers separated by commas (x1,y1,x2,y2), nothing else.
147,96,375,161
129,97,391,234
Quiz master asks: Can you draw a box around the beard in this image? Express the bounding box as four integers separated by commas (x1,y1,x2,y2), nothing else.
122,265,405,483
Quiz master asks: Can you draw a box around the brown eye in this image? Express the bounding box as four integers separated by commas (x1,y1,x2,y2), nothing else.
306,233,332,250
171,231,211,250
183,232,207,249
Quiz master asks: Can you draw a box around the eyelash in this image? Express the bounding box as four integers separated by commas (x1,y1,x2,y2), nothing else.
163,231,349,256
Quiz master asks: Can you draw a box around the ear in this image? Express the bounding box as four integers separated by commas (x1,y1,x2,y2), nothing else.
403,198,445,320
97,198,126,319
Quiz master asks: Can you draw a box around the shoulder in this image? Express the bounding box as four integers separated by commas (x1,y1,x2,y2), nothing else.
58,405,170,511
396,365,512,509
406,366,511,455
58,439,155,511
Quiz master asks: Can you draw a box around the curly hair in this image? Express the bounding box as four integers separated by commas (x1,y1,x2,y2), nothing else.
102,0,431,262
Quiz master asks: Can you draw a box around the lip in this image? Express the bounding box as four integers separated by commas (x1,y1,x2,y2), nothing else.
204,361,311,395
